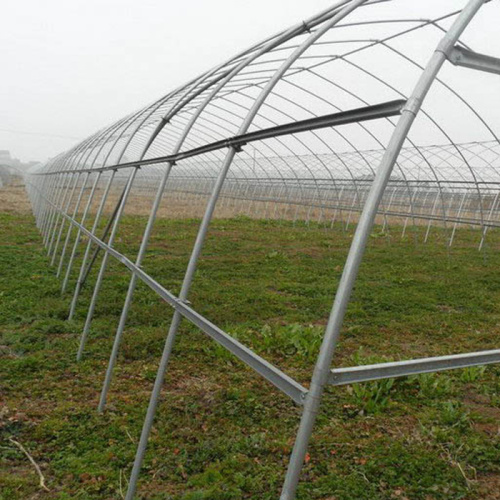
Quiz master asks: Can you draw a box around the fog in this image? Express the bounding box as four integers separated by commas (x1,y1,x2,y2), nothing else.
1,0,499,162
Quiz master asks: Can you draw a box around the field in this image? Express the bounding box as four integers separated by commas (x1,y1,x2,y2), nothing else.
1,186,500,500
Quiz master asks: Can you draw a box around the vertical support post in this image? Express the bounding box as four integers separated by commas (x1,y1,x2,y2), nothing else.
39,174,57,237
49,173,81,263
424,190,440,242
69,170,116,323
124,148,238,500
57,172,91,278
77,167,138,356
40,174,58,241
45,173,71,249
97,162,174,411
45,173,68,250
124,1,368,497
448,190,468,247
479,190,499,250
280,2,487,498
36,174,50,230
41,174,59,239
61,172,102,293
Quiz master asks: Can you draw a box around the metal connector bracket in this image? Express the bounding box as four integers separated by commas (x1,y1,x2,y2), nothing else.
448,45,500,76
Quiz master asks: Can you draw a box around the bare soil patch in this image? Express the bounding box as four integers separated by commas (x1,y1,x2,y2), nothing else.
0,183,32,214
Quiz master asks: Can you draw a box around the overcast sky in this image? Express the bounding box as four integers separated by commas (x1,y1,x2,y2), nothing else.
1,0,342,162
1,0,497,162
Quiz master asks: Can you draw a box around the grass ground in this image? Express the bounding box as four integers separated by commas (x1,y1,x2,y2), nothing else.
1,194,500,499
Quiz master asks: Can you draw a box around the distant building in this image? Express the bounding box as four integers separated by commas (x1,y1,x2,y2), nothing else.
0,150,12,163
0,150,39,185
0,150,20,168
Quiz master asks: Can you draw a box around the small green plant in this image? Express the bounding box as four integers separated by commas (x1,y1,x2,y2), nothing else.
370,229,388,239
407,372,453,399
459,365,487,383
348,377,396,414
347,349,397,414
438,401,471,430
259,323,323,360
264,249,288,263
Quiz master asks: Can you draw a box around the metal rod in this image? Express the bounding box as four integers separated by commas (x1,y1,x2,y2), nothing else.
61,172,102,293
123,2,363,496
33,100,405,177
448,45,500,75
77,167,139,358
280,2,487,498
79,183,128,287
26,181,309,403
56,172,91,278
96,74,225,411
49,173,81,263
330,349,500,385
97,163,174,412
69,171,116,322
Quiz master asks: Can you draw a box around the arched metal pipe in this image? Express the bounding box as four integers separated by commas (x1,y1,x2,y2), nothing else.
280,2,488,498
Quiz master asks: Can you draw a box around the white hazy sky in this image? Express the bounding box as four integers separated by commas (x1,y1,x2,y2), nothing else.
1,0,341,162
0,0,497,162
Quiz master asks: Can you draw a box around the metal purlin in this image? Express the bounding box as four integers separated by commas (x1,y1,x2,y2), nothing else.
204,99,315,223
280,77,394,213
186,99,313,228
293,68,425,230
242,87,367,228
273,78,400,228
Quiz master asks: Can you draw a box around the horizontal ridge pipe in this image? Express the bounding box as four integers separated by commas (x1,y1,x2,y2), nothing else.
34,100,406,176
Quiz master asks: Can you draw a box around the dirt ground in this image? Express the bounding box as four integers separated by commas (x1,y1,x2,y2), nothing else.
0,180,477,238
0,182,32,214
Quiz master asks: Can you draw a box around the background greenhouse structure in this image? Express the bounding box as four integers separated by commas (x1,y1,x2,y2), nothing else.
22,0,500,498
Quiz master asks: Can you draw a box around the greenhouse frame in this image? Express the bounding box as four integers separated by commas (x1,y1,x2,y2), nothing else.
24,0,500,498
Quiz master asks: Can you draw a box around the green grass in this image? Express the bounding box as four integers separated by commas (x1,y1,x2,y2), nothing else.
1,211,500,499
